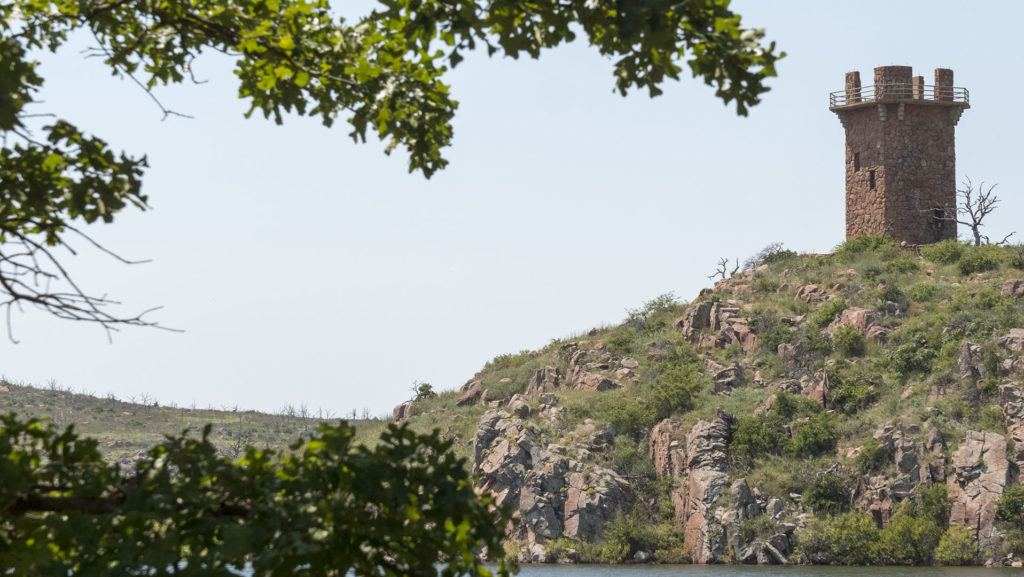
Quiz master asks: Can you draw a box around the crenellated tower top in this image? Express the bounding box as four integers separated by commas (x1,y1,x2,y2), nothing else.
830,66,969,245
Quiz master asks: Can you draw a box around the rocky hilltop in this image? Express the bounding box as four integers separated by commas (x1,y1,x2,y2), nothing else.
392,238,1024,566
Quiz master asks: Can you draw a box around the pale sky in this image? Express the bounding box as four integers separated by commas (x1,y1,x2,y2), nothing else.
3,2,1021,416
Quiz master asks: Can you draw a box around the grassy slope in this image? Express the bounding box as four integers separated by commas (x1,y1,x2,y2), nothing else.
387,237,1024,561
0,381,374,464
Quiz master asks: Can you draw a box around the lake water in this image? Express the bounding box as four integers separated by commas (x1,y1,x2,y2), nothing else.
511,567,1021,577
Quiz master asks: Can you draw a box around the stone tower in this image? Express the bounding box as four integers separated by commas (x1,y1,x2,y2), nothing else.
830,66,969,244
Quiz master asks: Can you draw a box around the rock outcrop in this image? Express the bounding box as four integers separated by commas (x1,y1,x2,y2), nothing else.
678,409,736,563
474,410,631,562
838,307,876,331
1003,279,1024,299
393,401,412,422
565,346,622,392
997,329,1024,355
458,381,483,406
948,430,1010,553
1000,382,1024,476
525,366,562,397
676,301,757,352
959,341,987,382
649,419,686,479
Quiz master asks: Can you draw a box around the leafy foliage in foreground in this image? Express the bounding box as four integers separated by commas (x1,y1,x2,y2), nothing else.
0,414,511,576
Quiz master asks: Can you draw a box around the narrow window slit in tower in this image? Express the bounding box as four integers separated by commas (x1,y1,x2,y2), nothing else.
854,153,861,172
869,170,876,190
933,207,945,229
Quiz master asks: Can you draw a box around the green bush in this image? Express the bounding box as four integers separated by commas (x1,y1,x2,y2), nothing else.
906,282,947,303
853,438,887,475
729,416,790,465
958,244,1005,275
828,370,875,415
625,292,680,331
797,513,879,565
885,254,920,274
751,273,780,294
597,509,679,561
873,284,907,309
934,525,979,565
744,241,798,270
649,344,704,422
483,349,534,372
1009,245,1024,270
804,473,847,516
814,299,848,328
604,331,636,356
740,514,776,543
997,484,1024,531
593,399,656,441
1004,528,1024,556
832,325,866,357
885,341,937,380
789,413,839,458
873,504,942,565
921,239,967,264
753,309,793,352
833,235,899,262
772,391,820,420
918,483,950,528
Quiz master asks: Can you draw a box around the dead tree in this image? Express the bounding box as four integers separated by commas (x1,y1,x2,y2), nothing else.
707,257,740,280
945,177,1015,246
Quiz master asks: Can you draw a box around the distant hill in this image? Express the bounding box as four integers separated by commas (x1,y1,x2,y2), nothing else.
0,380,374,467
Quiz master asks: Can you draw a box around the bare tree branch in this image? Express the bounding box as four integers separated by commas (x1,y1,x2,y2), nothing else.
937,177,1014,246
0,227,179,342
708,257,737,280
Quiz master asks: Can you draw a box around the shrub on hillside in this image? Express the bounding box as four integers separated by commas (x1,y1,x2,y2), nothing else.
958,244,1004,275
1009,245,1024,270
789,413,839,458
483,349,534,372
934,526,980,565
884,254,920,274
797,513,879,565
906,282,947,303
828,369,876,415
649,345,705,422
743,241,798,270
772,391,820,420
729,415,790,465
833,235,899,262
870,284,908,311
832,325,866,357
873,503,942,565
918,483,950,528
591,399,655,441
753,309,793,352
885,340,937,380
814,299,848,328
596,509,679,562
625,292,680,331
853,438,887,475
921,239,967,265
804,473,847,516
997,484,1024,531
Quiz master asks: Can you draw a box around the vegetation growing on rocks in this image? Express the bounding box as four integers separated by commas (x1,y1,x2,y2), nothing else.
388,236,1024,566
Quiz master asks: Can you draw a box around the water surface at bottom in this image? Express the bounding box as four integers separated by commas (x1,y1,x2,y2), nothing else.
514,566,1020,577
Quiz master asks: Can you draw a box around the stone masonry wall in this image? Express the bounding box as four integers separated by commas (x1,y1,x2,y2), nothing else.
835,66,966,245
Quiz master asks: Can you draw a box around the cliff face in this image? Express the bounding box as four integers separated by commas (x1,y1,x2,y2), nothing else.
395,240,1024,566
